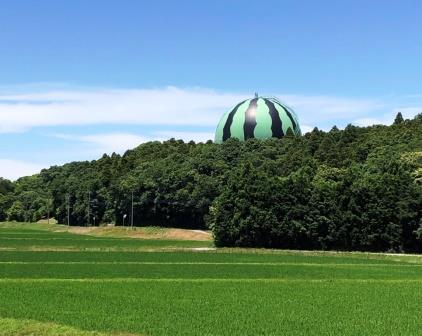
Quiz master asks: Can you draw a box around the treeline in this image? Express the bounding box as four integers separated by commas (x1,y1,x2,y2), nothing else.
1,113,421,252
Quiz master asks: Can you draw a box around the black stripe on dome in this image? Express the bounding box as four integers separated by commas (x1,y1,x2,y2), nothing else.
222,100,247,141
264,99,284,138
268,98,300,134
244,98,258,140
278,104,298,132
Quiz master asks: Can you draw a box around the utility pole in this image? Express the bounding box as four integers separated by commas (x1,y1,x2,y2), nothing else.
87,191,91,227
66,194,70,226
131,191,134,229
47,199,50,225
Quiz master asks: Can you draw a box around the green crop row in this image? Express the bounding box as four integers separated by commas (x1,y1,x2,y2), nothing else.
0,280,421,336
1,261,421,280
1,225,421,336
0,250,416,264
0,237,212,250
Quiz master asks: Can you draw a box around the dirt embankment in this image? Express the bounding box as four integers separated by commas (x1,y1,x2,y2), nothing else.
54,225,212,241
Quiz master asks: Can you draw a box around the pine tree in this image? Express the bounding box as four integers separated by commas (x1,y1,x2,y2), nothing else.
394,112,404,125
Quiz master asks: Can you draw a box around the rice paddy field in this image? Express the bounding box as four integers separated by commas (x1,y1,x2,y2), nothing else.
0,223,421,335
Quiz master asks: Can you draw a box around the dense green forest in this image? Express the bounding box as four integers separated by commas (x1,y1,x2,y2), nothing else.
1,113,421,252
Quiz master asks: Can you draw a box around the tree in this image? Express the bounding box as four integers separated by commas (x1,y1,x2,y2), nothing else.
1,114,421,252
394,112,404,125
7,201,25,222
0,178,14,221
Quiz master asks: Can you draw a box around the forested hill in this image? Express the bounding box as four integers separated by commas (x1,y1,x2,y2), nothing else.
1,113,421,252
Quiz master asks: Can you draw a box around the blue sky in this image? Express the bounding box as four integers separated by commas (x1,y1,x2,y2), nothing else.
1,0,422,179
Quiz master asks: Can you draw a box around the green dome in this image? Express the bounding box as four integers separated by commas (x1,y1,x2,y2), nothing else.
215,96,301,143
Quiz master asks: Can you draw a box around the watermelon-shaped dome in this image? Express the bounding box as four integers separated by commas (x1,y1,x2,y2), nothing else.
215,96,301,143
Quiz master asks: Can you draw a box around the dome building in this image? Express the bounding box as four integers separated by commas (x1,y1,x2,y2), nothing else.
215,95,301,143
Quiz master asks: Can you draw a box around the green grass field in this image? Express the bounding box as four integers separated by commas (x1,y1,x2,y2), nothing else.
0,223,421,335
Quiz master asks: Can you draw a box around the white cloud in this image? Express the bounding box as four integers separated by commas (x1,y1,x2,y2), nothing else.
0,159,45,181
353,107,422,127
300,125,314,134
0,85,411,134
353,117,391,127
155,131,215,143
52,132,155,153
51,130,215,156
281,94,385,124
0,86,248,133
392,107,422,119
79,133,154,152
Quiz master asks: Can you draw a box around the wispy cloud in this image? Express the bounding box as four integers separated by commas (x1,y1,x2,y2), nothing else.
282,94,385,126
0,159,45,181
1,85,414,134
299,125,314,134
50,130,215,155
0,86,247,133
154,131,215,143
353,106,422,127
52,132,155,153
394,107,422,119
